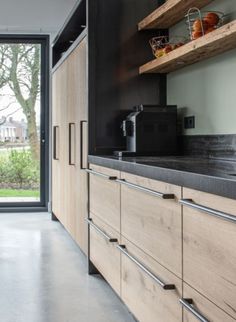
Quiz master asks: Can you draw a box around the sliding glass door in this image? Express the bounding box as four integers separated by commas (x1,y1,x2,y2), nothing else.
0,36,49,209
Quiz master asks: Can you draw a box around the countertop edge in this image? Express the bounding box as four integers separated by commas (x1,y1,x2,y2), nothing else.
88,155,236,200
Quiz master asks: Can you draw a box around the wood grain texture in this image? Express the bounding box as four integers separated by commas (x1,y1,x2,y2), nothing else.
140,21,236,74
90,164,121,233
90,214,121,295
183,188,236,319
52,59,68,227
138,0,213,30
66,39,88,253
121,172,182,277
183,284,235,322
121,237,182,322
74,39,88,254
65,46,77,239
52,38,88,254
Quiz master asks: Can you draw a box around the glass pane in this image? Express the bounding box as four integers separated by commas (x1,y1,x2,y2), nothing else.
0,43,41,203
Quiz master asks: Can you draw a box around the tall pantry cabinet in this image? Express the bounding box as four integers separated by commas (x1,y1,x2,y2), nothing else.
52,37,88,254
51,0,167,255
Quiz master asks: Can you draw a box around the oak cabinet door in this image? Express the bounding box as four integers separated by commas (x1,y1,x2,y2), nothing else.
120,237,182,322
182,188,236,319
121,172,182,277
90,164,121,233
182,283,235,322
52,59,68,226
89,215,120,295
66,38,88,253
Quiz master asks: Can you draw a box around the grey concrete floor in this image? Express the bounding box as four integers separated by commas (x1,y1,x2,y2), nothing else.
0,213,136,322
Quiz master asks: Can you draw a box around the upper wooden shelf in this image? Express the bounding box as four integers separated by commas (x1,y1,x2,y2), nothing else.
138,0,213,30
139,20,236,74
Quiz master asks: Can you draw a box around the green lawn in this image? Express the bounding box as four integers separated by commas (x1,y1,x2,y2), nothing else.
0,189,40,198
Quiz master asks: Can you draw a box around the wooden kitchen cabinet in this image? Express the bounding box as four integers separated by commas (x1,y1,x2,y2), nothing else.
52,37,88,254
89,164,121,233
182,283,235,322
66,39,88,253
65,45,77,238
120,237,182,322
182,188,236,319
89,214,121,295
52,0,165,258
52,59,67,228
87,164,236,322
120,172,182,277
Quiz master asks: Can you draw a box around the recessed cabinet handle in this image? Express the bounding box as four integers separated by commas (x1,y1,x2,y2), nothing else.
53,126,59,160
85,169,117,181
69,123,76,166
86,218,118,243
116,179,175,200
180,299,210,322
117,245,175,290
179,199,236,224
80,120,88,170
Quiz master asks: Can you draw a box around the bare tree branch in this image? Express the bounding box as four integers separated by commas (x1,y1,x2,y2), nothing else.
0,108,22,126
0,101,16,112
0,43,40,159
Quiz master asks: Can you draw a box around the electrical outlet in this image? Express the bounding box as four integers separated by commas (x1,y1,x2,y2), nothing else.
184,116,195,129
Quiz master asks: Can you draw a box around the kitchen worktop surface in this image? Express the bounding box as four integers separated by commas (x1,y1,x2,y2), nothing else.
88,154,236,199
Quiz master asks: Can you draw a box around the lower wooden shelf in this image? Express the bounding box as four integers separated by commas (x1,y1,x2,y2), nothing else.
139,20,236,74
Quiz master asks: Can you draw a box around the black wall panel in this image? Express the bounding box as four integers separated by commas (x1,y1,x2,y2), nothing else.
88,0,167,154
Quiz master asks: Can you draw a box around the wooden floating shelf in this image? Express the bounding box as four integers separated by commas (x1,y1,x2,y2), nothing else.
138,0,213,30
139,21,236,74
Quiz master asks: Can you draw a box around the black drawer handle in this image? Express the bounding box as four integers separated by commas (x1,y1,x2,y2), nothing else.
85,169,117,181
117,244,175,290
180,299,210,322
180,199,236,224
86,218,118,243
80,120,88,170
116,179,175,200
69,123,76,166
53,126,59,160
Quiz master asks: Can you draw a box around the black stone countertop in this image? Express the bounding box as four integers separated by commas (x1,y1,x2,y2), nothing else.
88,155,236,199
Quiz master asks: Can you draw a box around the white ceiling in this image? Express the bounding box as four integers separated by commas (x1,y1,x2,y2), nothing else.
0,0,78,40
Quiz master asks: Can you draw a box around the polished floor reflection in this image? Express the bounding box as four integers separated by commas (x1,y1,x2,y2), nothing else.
0,213,135,322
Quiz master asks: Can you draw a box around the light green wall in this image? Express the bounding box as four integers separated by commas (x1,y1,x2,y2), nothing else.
167,0,236,135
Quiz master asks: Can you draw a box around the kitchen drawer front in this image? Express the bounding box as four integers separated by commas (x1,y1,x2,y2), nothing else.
182,283,235,322
89,214,120,295
89,164,121,233
182,188,236,319
120,237,182,322
121,172,182,277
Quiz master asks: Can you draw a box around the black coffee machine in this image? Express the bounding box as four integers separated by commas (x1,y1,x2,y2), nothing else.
114,105,177,157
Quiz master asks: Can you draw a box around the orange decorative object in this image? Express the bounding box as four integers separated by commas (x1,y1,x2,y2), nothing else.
193,19,208,32
149,36,186,59
163,45,173,54
186,8,224,41
204,12,220,26
192,30,203,39
205,26,215,34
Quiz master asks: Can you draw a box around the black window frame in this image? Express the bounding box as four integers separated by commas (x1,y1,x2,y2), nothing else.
0,34,50,212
